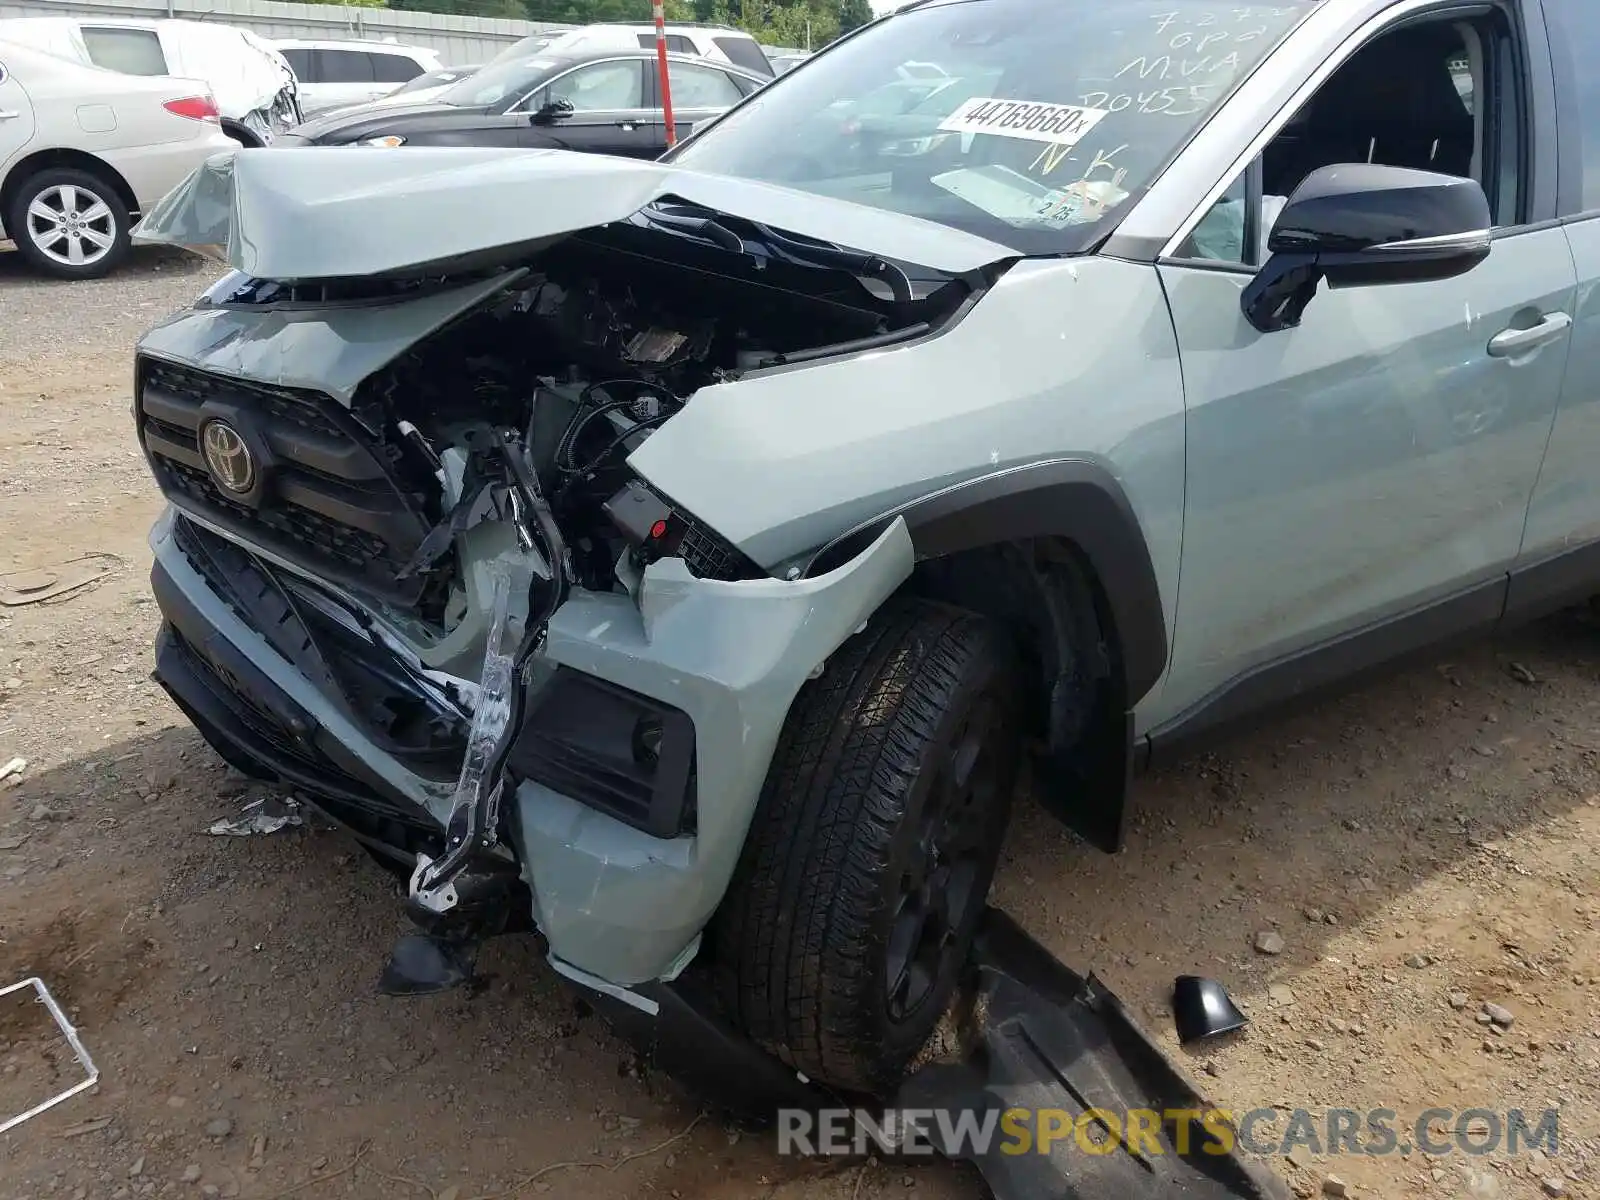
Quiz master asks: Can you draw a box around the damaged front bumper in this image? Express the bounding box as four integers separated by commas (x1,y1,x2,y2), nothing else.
149,505,913,985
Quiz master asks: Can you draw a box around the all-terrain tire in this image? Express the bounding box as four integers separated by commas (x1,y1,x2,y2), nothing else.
713,596,1021,1095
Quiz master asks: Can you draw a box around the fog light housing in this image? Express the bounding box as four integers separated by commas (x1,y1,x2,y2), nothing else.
506,669,696,839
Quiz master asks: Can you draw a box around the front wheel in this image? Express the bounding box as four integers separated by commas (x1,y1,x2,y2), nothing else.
6,168,131,280
713,597,1021,1095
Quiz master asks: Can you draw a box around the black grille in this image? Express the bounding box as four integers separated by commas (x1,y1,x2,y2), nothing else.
136,357,438,613
165,459,394,573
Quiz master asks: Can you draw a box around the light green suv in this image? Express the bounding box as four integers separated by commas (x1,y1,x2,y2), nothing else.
130,0,1600,1097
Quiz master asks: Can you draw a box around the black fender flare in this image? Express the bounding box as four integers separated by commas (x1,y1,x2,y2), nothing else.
805,458,1168,706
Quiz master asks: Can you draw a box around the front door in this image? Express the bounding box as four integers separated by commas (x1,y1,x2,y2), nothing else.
516,60,657,157
1147,9,1574,734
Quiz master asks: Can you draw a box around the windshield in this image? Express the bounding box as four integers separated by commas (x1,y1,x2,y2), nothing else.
437,55,558,107
669,0,1315,254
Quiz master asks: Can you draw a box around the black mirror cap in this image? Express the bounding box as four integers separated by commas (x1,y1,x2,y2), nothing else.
1270,163,1491,286
1172,975,1249,1044
1243,165,1491,332
532,97,575,124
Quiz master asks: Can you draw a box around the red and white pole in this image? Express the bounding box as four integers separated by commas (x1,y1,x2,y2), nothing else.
653,0,677,147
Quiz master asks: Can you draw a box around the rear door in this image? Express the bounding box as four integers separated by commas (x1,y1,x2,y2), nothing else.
517,59,656,156
1512,0,1600,616
649,59,750,150
303,49,383,116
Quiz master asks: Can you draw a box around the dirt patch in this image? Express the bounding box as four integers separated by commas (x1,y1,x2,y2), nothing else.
0,910,162,1043
0,254,1596,1200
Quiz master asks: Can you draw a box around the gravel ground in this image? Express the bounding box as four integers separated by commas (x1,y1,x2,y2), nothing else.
1,243,1597,1200
0,246,215,365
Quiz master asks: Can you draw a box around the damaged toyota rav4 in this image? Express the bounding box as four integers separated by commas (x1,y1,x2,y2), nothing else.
132,0,1600,1097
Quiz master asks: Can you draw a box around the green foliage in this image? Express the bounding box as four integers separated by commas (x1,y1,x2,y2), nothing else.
837,0,872,35
523,0,654,20
515,0,842,48
296,0,386,8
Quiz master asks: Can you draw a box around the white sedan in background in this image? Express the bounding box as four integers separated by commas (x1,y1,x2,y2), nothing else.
0,39,234,279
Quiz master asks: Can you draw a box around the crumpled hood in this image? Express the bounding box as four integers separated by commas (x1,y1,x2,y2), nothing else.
132,146,1018,280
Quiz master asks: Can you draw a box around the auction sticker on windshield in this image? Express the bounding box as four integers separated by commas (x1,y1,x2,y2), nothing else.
938,97,1110,146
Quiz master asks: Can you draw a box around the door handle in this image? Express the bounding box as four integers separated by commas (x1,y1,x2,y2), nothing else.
1488,312,1572,358
617,122,635,131
0,110,22,121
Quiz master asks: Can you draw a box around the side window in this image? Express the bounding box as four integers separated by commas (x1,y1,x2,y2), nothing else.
711,34,772,76
372,53,424,84
666,61,744,108
314,49,376,84
280,47,314,79
546,61,644,111
1174,13,1524,266
636,34,697,54
1541,0,1600,212
81,27,168,76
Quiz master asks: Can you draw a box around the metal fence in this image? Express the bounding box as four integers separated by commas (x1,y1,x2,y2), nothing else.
0,0,575,62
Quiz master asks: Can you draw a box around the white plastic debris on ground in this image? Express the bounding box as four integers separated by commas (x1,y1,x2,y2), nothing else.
207,794,303,837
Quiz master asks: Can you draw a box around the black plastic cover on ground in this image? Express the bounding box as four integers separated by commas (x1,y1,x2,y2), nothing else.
589,907,1290,1200
897,909,1290,1200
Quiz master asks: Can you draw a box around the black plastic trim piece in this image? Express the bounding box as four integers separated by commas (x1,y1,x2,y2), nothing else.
807,460,1169,706
572,966,830,1118
506,667,698,839
151,559,439,830
153,620,436,833
1145,575,1507,764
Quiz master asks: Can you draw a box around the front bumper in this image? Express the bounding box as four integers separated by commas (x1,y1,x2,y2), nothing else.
149,507,913,985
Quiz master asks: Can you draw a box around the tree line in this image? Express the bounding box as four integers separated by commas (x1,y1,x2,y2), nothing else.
306,0,878,49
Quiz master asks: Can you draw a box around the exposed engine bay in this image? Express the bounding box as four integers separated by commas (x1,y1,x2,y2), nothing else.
137,202,989,919
195,203,983,635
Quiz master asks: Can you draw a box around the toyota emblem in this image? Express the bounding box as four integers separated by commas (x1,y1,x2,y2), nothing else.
201,420,256,494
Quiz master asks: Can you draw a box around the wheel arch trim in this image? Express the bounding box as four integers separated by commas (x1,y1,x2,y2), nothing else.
0,148,139,229
802,458,1169,706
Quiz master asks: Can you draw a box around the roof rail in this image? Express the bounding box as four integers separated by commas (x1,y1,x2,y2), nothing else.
629,20,746,31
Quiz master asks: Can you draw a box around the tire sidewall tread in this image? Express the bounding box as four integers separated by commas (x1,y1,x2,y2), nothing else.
714,596,1021,1095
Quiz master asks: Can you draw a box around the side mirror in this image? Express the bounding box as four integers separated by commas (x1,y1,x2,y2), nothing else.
1241,164,1491,334
530,97,574,125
